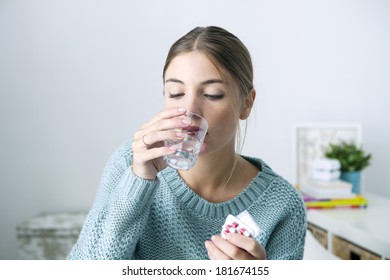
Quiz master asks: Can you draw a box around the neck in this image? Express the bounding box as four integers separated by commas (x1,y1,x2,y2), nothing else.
178,148,239,200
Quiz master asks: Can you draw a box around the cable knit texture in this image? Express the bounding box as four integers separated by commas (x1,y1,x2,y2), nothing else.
68,141,307,260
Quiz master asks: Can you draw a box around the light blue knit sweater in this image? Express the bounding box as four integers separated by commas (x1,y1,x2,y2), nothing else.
68,141,306,260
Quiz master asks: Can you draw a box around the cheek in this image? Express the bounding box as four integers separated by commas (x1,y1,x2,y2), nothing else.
206,110,239,135
163,93,169,105
163,96,176,109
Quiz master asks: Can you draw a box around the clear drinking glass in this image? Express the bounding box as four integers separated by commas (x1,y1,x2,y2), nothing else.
164,112,208,170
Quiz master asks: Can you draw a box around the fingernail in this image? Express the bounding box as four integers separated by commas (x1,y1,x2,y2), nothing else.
176,132,185,138
182,118,191,125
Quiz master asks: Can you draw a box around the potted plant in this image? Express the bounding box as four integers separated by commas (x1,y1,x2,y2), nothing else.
325,141,372,194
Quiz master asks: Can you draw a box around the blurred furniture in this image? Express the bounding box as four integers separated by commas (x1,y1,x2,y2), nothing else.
307,192,390,259
303,230,339,259
16,211,87,259
17,197,389,260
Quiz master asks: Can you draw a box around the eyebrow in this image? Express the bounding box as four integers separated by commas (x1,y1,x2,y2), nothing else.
164,78,224,85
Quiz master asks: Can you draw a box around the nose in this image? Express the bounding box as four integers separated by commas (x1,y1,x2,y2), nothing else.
184,93,202,117
187,112,202,122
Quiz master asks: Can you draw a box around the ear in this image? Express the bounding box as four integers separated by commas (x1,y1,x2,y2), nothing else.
240,89,256,120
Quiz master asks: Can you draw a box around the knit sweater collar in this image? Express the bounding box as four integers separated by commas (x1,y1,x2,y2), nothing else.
159,156,278,218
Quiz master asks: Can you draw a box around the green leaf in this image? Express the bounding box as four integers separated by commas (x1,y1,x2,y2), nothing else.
325,141,371,172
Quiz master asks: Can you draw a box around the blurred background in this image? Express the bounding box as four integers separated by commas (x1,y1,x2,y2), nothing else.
1,0,389,259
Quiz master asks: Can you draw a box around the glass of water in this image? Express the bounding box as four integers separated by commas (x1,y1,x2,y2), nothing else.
164,112,208,170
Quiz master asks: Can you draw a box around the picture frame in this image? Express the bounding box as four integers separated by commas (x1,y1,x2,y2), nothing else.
292,123,362,187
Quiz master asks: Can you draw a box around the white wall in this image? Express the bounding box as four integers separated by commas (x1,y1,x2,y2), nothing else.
1,0,389,259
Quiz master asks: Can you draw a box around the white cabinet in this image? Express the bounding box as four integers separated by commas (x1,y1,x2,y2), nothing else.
306,192,390,259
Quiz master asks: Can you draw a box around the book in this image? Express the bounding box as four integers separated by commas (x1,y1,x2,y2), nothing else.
306,204,367,210
304,179,352,189
304,195,368,209
300,180,354,199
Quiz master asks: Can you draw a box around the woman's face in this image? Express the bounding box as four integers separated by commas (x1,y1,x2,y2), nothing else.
163,51,241,155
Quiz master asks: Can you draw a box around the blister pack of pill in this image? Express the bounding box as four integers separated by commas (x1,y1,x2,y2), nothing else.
221,210,261,239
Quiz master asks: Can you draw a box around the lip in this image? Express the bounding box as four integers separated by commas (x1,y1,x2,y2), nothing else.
183,126,201,136
184,126,200,133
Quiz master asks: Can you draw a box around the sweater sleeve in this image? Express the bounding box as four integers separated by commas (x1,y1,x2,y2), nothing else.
67,142,158,259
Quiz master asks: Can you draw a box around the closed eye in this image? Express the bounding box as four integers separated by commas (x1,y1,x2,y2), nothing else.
169,93,185,99
204,94,224,100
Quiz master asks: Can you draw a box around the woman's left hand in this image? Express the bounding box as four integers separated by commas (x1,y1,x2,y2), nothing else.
205,234,266,260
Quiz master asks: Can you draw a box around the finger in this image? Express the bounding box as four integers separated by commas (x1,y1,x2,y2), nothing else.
210,235,254,260
131,145,177,179
146,130,185,148
205,240,231,260
134,117,191,145
224,233,266,259
141,107,187,130
140,117,190,140
132,145,177,165
136,130,185,151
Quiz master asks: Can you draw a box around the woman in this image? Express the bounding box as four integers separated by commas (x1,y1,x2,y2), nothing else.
68,26,306,260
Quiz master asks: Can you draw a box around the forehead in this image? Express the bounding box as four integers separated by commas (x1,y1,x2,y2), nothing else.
165,51,226,81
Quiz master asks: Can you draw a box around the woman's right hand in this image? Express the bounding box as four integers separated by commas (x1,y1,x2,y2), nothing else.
131,107,190,180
